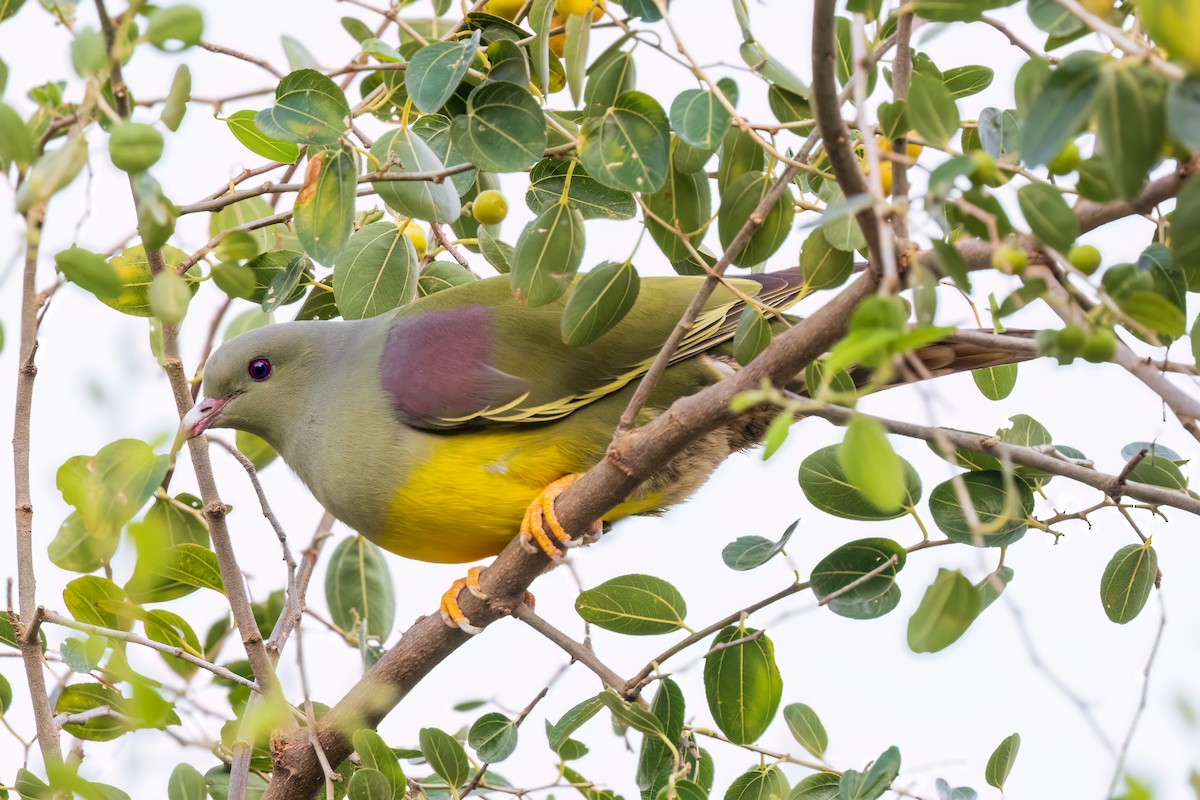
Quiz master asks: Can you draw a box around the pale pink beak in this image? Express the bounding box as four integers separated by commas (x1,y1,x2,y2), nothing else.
182,396,230,440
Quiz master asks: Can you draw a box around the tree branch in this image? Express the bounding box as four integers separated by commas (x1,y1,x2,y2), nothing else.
11,201,63,771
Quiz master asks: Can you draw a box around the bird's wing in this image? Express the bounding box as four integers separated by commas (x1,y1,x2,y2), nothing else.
381,271,805,430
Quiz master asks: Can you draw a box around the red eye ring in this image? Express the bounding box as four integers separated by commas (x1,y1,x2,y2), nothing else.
248,358,272,382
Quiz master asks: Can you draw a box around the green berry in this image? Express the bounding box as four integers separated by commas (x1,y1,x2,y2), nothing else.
1067,244,1102,275
1047,141,1081,176
1056,324,1085,354
992,244,1028,274
1081,329,1117,363
969,151,999,185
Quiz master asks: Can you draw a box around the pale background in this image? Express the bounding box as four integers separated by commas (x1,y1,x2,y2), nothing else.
2,1,1199,798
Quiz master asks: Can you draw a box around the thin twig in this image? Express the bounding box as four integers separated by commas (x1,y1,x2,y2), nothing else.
511,605,630,693
1106,596,1167,797
201,41,285,78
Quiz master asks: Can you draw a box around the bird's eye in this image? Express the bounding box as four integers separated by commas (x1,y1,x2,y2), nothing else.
248,358,272,382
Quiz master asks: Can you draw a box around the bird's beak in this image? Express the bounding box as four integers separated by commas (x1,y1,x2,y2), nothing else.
182,396,231,440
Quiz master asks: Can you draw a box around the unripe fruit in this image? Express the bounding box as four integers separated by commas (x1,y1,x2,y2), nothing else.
472,190,508,225
992,244,1028,274
549,13,567,57
1067,244,1102,275
1047,141,1081,176
403,220,427,260
1081,329,1117,363
969,151,999,185
109,122,164,173
1056,324,1085,354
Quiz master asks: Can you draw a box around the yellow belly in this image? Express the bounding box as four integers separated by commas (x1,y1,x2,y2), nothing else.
380,425,661,563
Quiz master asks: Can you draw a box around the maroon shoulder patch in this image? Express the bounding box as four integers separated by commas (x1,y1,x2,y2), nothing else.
380,306,529,429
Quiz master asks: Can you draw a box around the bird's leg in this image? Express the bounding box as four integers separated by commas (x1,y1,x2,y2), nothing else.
439,474,599,635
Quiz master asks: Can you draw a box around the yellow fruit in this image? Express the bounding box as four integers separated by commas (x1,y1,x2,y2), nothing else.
472,190,508,225
877,161,893,196
549,13,567,57
481,0,525,19
1140,0,1200,73
556,0,605,19
992,244,1028,274
403,220,427,261
1080,0,1114,16
875,132,923,160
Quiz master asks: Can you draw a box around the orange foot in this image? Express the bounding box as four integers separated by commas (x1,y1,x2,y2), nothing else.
519,473,602,559
439,566,537,635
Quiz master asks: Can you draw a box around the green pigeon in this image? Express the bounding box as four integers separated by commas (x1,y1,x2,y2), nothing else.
183,270,1025,629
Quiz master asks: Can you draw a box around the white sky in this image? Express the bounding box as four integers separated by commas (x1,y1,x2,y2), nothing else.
2,1,1200,798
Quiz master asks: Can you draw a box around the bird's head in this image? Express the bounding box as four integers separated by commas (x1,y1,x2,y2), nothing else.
183,322,328,446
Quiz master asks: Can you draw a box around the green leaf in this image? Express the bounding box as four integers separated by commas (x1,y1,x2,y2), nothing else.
479,226,514,274
511,202,585,306
800,227,854,291
406,31,480,113
210,196,279,260
670,89,731,150
1020,52,1102,168
1100,543,1158,624
160,64,191,131
412,114,478,197
1172,174,1200,290
768,85,811,125
799,444,921,521
236,431,277,471
911,0,1018,21
791,773,841,800
726,765,789,800
348,769,393,800
637,678,685,797
908,72,959,148
1094,64,1166,200
56,246,123,299
584,50,636,117
262,254,312,313
134,172,177,251
574,573,687,635
943,65,994,99
560,260,640,347
143,5,204,49
333,221,417,320
732,307,772,366
985,733,1020,790
928,471,1033,547
839,415,907,513
1167,78,1200,152
353,728,406,790
739,39,809,96
703,624,782,744
546,696,603,752
145,543,225,595
294,145,358,265
717,171,794,267
451,81,547,172
972,362,1017,401
643,161,712,260
225,109,300,163
0,671,10,714
783,703,827,759
325,535,396,641
419,262,478,296
255,69,351,146
526,158,636,221
60,635,105,673
149,270,191,325
907,569,981,653
597,689,670,744
563,11,592,106
16,129,87,212
839,746,900,800
717,123,765,194
722,518,797,571
419,727,470,788
1017,182,1079,253
0,102,34,165
370,127,462,223
245,250,310,306
295,277,340,320
469,712,519,762
977,107,1020,161
55,684,128,741
57,439,168,543
810,538,907,620
579,90,670,193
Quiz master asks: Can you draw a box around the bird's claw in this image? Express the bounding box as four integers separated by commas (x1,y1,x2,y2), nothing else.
518,474,600,559
439,566,535,635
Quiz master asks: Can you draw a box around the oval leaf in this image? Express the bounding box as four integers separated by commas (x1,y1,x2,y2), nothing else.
324,534,396,641
1100,543,1157,624
703,625,782,744
561,260,640,347
578,90,670,193
511,202,585,306
451,80,547,173
928,471,1032,547
255,69,351,145
334,221,418,319
799,444,921,521
810,538,907,620
574,573,687,635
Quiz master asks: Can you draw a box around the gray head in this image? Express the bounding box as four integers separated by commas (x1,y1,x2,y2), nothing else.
183,321,338,448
